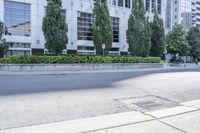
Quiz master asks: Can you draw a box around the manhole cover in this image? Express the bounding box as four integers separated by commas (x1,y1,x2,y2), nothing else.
114,95,178,112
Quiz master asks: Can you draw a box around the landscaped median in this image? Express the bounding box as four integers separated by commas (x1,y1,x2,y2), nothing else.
0,55,163,73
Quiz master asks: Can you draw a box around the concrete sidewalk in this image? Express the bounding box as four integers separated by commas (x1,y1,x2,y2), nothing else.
0,99,200,133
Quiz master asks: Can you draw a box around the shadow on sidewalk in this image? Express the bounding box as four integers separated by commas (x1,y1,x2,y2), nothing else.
0,68,199,96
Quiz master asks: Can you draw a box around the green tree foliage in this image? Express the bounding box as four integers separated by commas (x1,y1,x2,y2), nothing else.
42,0,68,55
93,0,113,55
0,20,8,58
186,26,200,58
167,25,190,59
127,0,151,57
150,12,166,57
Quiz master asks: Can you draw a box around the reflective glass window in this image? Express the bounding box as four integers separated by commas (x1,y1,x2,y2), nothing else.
111,17,119,43
118,0,123,7
77,12,94,40
146,0,150,12
157,0,162,14
4,1,31,36
125,0,130,8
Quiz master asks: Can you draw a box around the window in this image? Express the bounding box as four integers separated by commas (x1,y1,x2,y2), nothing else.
111,17,119,43
77,12,94,40
110,47,119,51
77,12,119,42
5,42,31,57
9,42,30,48
78,46,94,50
44,7,66,20
4,1,31,36
118,0,123,7
110,0,117,6
7,50,30,57
146,0,150,12
152,0,156,13
61,9,66,20
166,0,172,29
157,0,161,14
125,0,130,8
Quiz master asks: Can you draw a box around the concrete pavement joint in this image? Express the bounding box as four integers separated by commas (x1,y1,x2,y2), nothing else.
81,110,192,133
142,104,200,133
80,119,155,133
83,105,200,133
156,120,188,133
0,112,155,133
145,112,188,133
0,105,199,133
143,110,191,133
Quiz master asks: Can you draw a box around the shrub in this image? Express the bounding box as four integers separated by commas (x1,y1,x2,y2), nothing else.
0,55,161,64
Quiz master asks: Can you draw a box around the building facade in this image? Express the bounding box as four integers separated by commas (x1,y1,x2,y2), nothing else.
165,0,193,31
165,0,200,32
192,0,200,27
196,0,200,26
0,0,166,57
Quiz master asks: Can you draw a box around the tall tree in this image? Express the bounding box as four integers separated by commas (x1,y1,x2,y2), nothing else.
0,20,8,58
187,26,200,58
167,25,190,60
42,0,68,55
150,12,166,57
127,0,151,57
93,0,113,55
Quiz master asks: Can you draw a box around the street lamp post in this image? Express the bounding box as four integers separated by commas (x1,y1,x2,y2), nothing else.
164,49,169,67
102,44,105,57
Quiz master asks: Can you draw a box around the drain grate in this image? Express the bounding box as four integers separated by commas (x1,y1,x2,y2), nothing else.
115,95,178,112
136,101,163,110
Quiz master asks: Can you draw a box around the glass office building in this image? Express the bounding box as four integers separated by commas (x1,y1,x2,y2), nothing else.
0,0,166,57
165,0,200,32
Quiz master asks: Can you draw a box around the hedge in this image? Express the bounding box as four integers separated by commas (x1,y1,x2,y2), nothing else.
0,55,161,64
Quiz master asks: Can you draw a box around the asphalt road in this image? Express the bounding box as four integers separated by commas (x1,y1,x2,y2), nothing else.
0,68,200,130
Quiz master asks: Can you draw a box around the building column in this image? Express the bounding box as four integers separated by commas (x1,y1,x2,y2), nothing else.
149,0,152,20
0,0,3,22
31,0,46,55
66,0,78,54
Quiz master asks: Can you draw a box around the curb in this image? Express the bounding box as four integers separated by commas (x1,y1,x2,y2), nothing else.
0,67,199,75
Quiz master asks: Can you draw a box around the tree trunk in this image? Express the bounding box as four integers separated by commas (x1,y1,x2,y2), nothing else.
0,48,3,58
173,53,176,62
